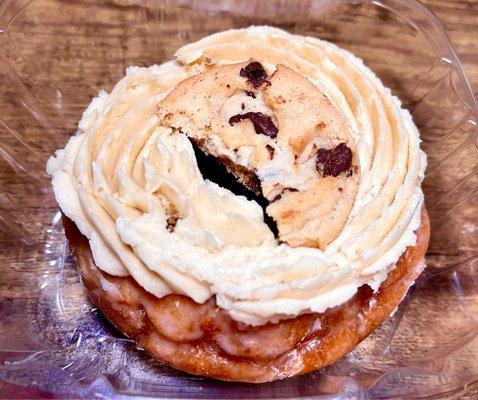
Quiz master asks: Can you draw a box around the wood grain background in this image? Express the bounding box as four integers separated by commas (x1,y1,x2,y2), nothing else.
0,0,476,398
416,12,477,400
422,0,478,96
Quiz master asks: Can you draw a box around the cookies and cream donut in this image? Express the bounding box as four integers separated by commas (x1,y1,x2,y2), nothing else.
47,26,428,381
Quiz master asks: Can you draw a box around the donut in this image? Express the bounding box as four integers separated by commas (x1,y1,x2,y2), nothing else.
47,26,429,382
63,209,428,382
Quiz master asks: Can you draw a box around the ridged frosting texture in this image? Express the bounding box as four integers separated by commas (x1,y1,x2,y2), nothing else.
47,26,426,325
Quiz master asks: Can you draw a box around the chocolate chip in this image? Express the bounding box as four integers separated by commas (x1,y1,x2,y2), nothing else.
245,91,256,98
229,112,278,138
272,193,282,202
265,144,275,159
316,143,353,177
240,62,269,88
241,103,245,110
166,215,179,232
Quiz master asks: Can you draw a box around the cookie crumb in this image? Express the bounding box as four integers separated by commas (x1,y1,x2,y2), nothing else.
265,144,275,159
163,113,173,126
166,215,179,232
275,95,286,104
204,56,216,66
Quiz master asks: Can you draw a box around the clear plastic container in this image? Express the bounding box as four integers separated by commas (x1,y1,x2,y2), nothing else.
0,0,477,398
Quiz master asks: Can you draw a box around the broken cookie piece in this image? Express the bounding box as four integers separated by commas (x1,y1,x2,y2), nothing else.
157,60,360,249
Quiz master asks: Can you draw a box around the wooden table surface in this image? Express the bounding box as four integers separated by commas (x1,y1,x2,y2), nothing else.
421,0,478,98
0,0,476,398
421,0,478,392
414,6,478,397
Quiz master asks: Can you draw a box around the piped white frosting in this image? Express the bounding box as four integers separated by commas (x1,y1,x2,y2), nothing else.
47,26,426,325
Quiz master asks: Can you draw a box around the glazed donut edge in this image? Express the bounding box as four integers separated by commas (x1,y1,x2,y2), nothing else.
63,207,429,383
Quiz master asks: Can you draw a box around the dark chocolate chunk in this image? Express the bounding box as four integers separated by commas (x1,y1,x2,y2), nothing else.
316,143,353,177
229,112,278,138
265,144,275,159
166,215,179,232
240,62,269,88
245,91,256,98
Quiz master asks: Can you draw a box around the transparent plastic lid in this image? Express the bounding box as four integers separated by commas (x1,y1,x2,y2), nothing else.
0,0,477,398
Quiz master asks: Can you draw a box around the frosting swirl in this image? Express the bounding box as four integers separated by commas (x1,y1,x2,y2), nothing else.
47,26,426,325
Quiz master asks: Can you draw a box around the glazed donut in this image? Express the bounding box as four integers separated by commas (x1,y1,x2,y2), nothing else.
63,208,428,382
47,26,429,382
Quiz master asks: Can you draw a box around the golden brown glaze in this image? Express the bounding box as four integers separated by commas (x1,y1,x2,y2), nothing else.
63,207,429,383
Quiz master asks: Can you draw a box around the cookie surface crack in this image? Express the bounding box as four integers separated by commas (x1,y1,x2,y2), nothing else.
189,138,279,238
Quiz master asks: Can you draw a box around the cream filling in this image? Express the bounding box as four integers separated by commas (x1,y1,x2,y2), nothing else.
47,26,426,326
